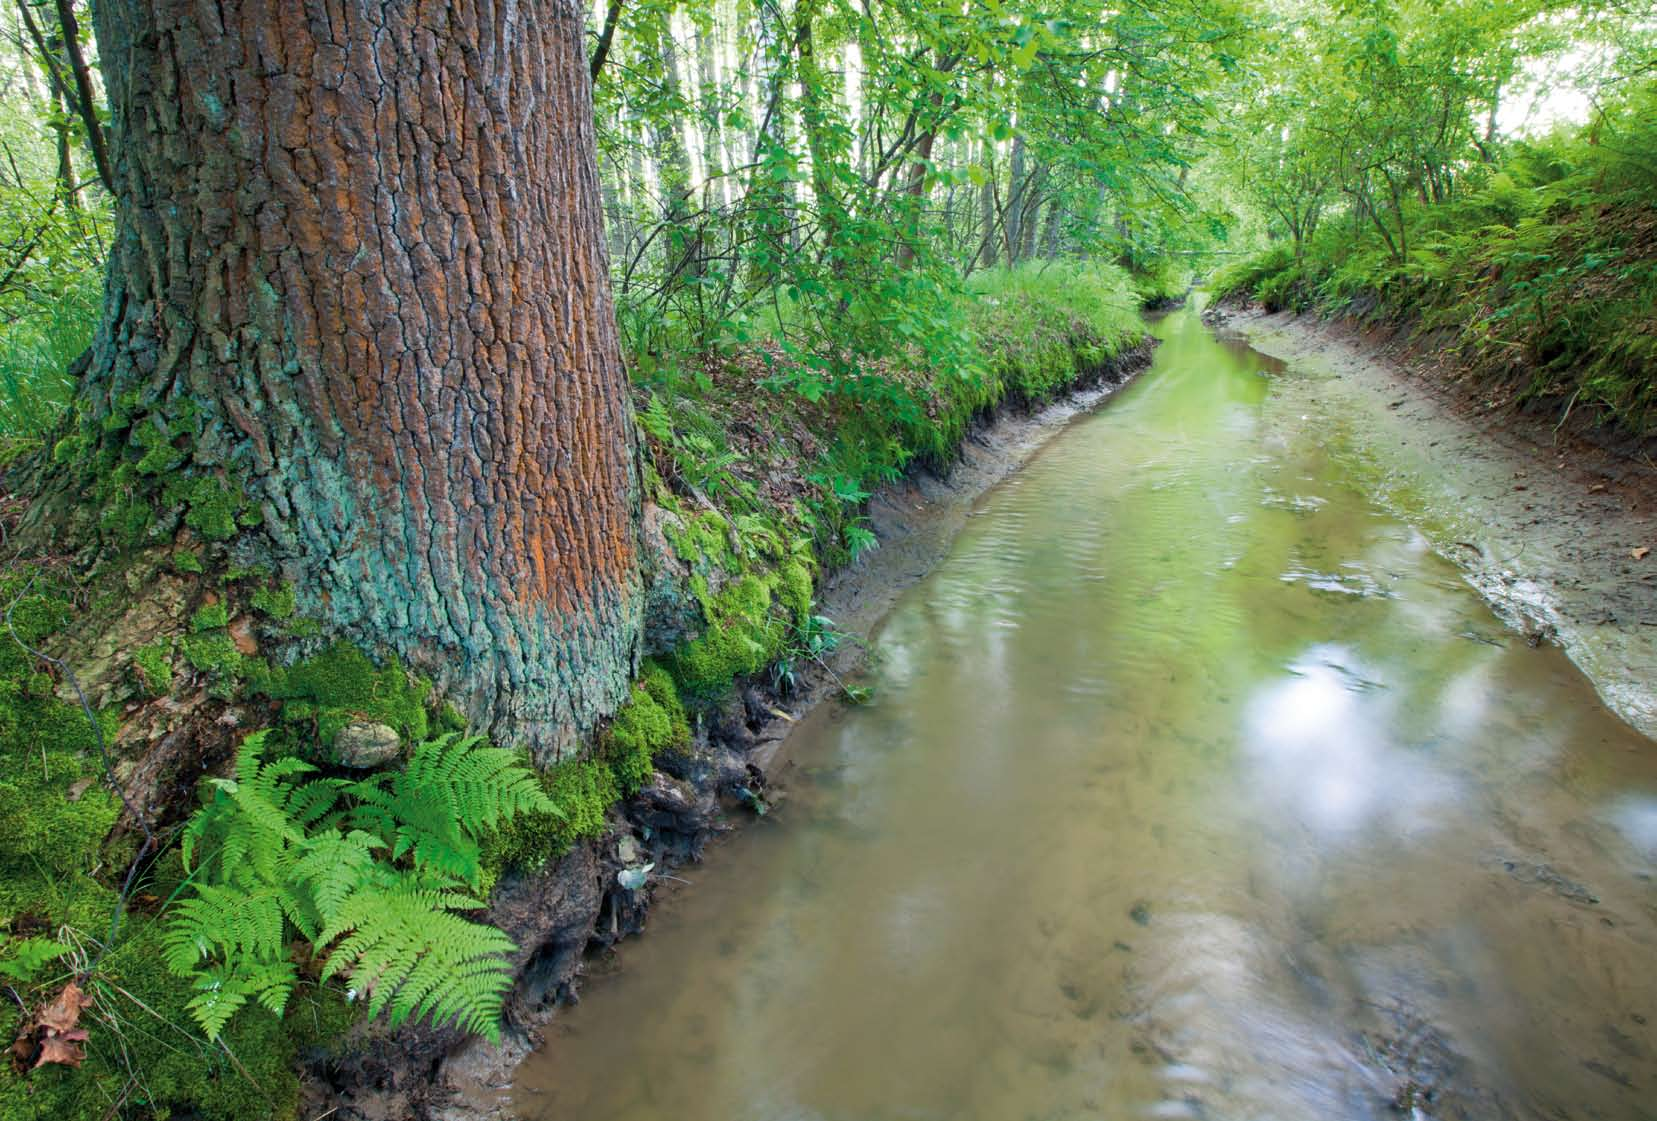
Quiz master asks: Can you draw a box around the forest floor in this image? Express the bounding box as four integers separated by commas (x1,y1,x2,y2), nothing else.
1211,303,1657,740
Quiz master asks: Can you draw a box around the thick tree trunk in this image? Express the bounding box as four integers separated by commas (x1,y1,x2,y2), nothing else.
69,0,642,757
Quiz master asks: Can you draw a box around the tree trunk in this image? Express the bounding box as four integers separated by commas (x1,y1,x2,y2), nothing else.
694,19,729,211
65,0,642,757
1005,133,1027,265
973,139,998,271
1038,198,1062,259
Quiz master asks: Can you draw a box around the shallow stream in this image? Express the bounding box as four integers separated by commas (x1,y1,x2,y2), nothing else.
513,306,1657,1121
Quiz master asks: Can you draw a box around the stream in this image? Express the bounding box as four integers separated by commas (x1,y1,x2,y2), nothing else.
511,305,1657,1121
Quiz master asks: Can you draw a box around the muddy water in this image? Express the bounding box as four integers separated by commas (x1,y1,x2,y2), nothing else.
513,307,1657,1121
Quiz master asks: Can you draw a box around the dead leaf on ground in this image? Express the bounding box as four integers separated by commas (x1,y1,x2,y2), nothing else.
37,982,91,1034
1634,546,1651,560
32,1030,88,1070
9,980,94,1073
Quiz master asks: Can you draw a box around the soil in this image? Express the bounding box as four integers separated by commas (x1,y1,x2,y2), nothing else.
1210,303,1657,739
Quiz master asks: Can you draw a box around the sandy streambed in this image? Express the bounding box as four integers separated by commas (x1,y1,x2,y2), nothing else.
1215,304,1657,739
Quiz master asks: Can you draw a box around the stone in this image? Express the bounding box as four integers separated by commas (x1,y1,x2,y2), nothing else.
334,722,401,768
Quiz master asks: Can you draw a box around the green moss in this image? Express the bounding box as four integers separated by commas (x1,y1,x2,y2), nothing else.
162,474,247,542
602,662,690,792
97,487,152,546
131,639,174,696
480,756,618,883
131,417,186,475
670,572,788,698
0,915,306,1121
250,582,297,619
0,577,332,1121
264,642,430,746
777,554,814,628
663,509,736,569
51,432,86,465
181,631,245,677
190,602,230,632
172,549,205,574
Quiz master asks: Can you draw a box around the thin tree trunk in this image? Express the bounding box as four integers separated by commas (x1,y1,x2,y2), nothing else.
62,0,642,756
51,0,110,191
695,18,729,211
49,33,78,206
974,139,998,270
1005,134,1027,265
1039,197,1062,259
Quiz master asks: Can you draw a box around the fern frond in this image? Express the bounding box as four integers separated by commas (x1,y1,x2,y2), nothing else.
288,829,382,936
347,734,553,888
318,883,515,1041
184,958,298,1039
169,726,550,1041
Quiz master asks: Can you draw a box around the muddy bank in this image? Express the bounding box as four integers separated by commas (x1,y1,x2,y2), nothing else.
1210,303,1657,738
298,341,1156,1121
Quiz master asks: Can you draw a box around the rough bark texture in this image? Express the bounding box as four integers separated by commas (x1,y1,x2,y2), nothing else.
83,0,641,755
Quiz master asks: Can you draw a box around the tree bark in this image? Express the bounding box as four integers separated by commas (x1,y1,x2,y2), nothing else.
68,0,642,757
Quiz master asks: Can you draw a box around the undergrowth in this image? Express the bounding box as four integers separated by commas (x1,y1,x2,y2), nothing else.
1210,88,1657,438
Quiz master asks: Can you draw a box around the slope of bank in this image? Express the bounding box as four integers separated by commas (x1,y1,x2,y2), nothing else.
1212,302,1657,741
1209,89,1656,458
0,263,1153,1121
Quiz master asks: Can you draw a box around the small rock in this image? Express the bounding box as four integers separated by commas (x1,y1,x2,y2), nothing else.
334,722,401,768
617,834,642,864
228,616,259,655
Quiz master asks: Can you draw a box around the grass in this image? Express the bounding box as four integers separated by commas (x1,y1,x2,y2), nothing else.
0,273,98,454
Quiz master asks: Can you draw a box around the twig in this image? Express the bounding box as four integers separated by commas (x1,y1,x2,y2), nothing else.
1552,385,1581,442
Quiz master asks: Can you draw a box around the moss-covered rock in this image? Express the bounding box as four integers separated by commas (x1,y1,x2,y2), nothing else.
262,642,430,749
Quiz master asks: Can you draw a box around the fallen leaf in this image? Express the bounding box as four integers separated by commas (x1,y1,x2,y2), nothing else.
33,1031,87,1070
1634,546,1651,560
10,982,95,1073
37,982,91,1035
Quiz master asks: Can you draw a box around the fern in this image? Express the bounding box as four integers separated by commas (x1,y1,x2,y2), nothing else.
167,730,551,1042
318,882,515,1036
0,936,72,983
348,733,556,889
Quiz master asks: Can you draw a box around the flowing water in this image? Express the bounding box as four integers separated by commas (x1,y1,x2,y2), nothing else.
512,306,1657,1121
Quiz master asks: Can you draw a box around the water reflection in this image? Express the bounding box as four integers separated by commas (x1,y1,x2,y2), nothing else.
1244,645,1459,840
512,306,1657,1121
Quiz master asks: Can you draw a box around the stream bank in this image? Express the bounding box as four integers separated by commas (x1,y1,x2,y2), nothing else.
1212,303,1657,739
